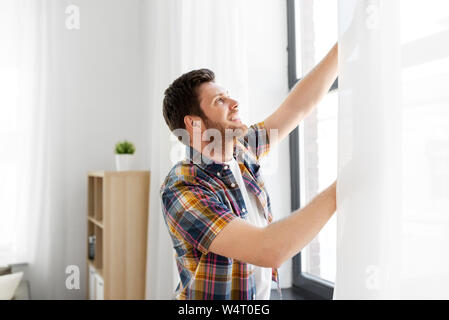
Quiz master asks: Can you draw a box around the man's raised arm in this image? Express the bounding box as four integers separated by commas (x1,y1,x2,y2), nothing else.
264,42,339,144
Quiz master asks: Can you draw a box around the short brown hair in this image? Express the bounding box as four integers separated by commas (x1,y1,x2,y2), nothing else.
163,69,215,132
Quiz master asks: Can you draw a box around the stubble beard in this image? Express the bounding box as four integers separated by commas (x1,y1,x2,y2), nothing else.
203,117,248,161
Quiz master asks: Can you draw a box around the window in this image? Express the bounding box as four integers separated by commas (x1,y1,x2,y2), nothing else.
287,0,338,299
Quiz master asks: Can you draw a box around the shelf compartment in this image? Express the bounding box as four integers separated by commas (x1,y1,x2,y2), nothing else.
88,177,95,218
87,220,95,261
94,225,103,270
94,177,103,221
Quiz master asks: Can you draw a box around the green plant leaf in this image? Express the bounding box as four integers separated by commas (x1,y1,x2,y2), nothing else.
114,140,136,154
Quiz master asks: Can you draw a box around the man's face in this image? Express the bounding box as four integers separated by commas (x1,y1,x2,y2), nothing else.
196,82,248,139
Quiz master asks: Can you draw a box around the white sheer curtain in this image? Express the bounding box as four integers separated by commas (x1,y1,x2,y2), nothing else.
144,0,251,299
335,0,449,299
0,0,67,298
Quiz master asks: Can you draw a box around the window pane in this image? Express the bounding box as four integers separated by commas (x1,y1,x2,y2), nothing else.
313,0,338,63
294,0,302,79
293,0,338,284
300,91,338,283
400,0,449,45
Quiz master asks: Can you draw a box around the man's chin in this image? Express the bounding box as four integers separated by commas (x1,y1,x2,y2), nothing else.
228,123,248,137
203,119,248,140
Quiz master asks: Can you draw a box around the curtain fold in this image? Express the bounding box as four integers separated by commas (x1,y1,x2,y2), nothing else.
335,0,449,299
0,0,67,299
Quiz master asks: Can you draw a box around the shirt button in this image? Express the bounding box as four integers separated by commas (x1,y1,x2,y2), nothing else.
242,208,246,212
217,172,221,176
224,165,229,170
231,183,236,188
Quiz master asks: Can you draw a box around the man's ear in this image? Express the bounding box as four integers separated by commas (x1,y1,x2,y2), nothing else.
184,115,202,131
184,115,193,131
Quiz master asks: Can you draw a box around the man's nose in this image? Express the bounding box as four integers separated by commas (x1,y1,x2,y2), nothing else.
229,98,239,110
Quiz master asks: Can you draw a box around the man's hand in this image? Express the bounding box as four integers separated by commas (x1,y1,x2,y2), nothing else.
264,42,339,145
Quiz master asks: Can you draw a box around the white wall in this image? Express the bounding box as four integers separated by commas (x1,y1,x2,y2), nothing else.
24,0,149,299
60,0,149,299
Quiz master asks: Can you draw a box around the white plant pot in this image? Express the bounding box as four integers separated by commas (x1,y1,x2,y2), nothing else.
115,154,135,171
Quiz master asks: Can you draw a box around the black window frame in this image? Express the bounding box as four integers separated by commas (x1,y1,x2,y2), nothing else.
287,0,337,300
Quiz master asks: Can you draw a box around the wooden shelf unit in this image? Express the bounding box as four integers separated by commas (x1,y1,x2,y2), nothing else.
86,171,150,300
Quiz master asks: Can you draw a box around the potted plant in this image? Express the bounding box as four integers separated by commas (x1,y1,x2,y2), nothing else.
115,140,136,171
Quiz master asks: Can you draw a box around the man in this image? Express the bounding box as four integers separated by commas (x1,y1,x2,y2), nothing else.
161,43,338,300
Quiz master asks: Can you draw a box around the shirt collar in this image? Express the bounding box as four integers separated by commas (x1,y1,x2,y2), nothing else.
185,142,243,172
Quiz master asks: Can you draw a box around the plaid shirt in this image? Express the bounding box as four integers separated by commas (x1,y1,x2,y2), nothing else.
160,122,280,300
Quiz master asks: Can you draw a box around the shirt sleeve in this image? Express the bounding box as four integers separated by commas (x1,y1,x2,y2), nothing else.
241,121,271,160
161,178,237,255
